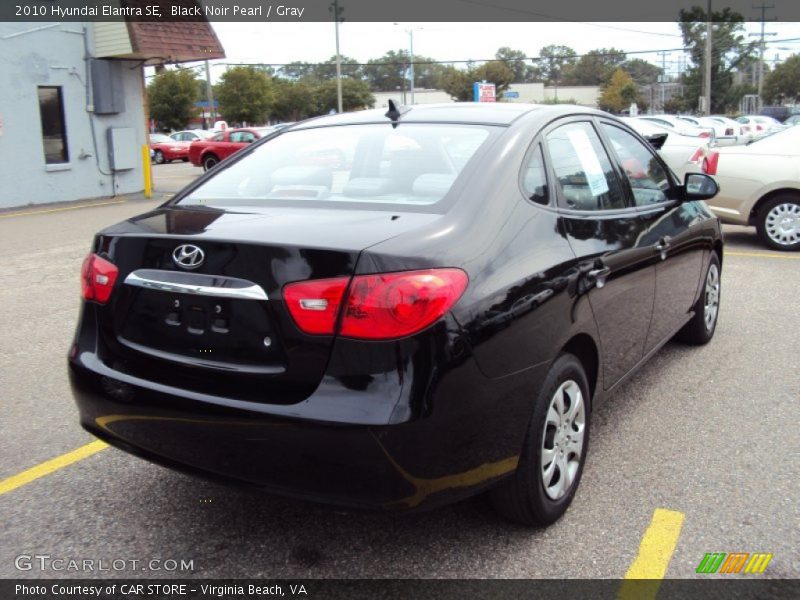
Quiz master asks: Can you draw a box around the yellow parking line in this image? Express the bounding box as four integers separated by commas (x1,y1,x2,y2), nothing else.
726,251,800,260
0,200,126,219
0,440,108,496
618,508,685,600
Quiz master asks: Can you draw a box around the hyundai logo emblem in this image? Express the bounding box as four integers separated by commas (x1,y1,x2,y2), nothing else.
172,244,205,270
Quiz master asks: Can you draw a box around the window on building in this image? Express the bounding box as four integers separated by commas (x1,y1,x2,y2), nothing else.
38,87,69,164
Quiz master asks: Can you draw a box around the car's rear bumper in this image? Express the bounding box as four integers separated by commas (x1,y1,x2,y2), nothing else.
69,346,545,511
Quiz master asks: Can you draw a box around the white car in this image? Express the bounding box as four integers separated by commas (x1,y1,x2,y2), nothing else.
679,116,743,145
703,125,800,250
169,130,216,142
636,115,715,140
622,118,710,180
735,115,784,138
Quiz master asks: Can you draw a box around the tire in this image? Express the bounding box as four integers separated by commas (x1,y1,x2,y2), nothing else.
182,157,189,162
676,252,721,345
153,150,165,164
756,195,800,251
202,154,219,171
490,353,591,526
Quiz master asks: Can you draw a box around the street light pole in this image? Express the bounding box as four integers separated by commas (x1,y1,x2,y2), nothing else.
408,29,415,105
331,0,343,113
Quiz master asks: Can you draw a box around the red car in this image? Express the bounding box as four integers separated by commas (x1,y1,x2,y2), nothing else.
188,127,277,171
150,131,215,164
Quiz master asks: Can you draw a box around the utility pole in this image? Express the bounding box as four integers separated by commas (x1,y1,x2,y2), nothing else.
204,60,215,127
751,3,775,111
330,0,344,113
703,0,713,115
408,29,415,105
657,50,669,112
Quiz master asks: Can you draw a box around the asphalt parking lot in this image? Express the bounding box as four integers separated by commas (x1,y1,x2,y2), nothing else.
0,162,798,580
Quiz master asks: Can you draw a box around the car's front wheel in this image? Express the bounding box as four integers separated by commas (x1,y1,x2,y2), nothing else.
202,154,219,171
490,353,590,526
757,195,800,251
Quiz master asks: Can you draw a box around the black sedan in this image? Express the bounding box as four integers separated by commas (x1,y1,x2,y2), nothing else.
69,103,722,525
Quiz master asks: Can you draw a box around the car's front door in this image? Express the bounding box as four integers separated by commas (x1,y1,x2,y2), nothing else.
598,121,705,353
543,119,656,389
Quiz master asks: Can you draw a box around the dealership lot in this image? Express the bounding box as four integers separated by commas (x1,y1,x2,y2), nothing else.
0,176,797,578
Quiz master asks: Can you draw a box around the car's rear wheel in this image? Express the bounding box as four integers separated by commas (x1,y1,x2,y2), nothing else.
202,154,219,171
757,195,800,251
676,252,720,345
490,353,590,526
153,150,165,164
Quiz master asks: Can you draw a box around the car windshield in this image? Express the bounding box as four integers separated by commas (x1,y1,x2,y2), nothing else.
180,123,494,209
150,134,171,143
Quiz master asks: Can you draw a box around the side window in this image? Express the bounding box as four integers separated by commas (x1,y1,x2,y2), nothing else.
211,133,224,142
231,132,256,143
521,144,549,205
545,121,626,211
601,123,675,207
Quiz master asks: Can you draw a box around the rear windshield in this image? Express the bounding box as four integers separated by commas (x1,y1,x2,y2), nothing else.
179,123,494,209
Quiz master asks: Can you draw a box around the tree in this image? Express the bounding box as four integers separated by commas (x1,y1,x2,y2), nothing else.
147,69,199,131
562,48,626,86
310,55,362,81
598,69,644,113
363,50,411,91
215,66,274,125
621,58,663,86
763,54,800,104
279,61,317,81
676,6,757,113
439,61,514,101
271,80,317,122
495,47,536,83
537,45,577,85
314,77,375,113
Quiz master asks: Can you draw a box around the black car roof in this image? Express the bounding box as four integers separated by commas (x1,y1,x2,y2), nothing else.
291,102,555,128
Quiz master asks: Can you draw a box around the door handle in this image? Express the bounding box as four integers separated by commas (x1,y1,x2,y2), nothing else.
587,266,611,289
655,236,671,260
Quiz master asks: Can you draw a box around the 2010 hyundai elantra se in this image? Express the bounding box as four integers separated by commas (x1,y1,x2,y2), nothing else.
69,103,723,525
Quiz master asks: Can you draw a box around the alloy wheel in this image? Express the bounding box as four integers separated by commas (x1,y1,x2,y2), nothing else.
704,263,720,331
541,380,585,500
765,202,800,246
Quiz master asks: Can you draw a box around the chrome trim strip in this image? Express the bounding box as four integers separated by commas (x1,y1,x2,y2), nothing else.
124,270,268,301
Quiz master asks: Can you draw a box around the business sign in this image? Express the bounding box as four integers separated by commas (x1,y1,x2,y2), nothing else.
504,91,519,99
473,82,496,102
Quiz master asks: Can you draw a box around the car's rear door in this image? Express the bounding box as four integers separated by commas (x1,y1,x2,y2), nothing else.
543,119,656,389
598,120,706,353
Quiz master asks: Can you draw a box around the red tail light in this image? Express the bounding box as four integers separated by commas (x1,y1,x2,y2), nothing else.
698,131,710,138
283,277,349,335
756,124,763,131
81,253,119,304
283,268,468,340
704,151,719,175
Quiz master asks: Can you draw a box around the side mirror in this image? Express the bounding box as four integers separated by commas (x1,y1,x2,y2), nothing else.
683,173,719,201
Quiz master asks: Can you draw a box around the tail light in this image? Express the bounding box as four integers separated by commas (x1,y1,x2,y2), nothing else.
698,131,710,139
756,124,763,131
688,147,704,164
704,151,720,175
81,253,119,304
284,268,468,340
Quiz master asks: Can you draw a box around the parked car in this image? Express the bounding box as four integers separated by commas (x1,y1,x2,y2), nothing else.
707,115,749,140
188,127,278,170
636,115,714,140
704,124,800,250
784,114,800,127
678,115,743,145
69,103,722,525
735,115,784,138
150,133,189,164
622,117,710,179
759,105,794,123
171,130,216,142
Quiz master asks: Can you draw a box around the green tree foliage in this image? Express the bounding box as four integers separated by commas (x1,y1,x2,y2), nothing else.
363,50,411,91
495,47,538,83
215,66,274,125
621,58,663,86
598,69,644,113
279,61,317,80
313,77,375,113
763,54,800,104
438,62,514,101
537,45,577,85
147,69,199,131
562,48,626,86
271,80,317,122
676,7,757,113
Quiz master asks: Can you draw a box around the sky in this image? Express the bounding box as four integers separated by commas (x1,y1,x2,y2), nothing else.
168,21,800,82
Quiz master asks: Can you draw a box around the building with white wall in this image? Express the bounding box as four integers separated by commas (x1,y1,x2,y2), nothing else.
0,20,223,209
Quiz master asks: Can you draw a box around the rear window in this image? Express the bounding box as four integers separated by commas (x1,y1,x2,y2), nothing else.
180,123,493,209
